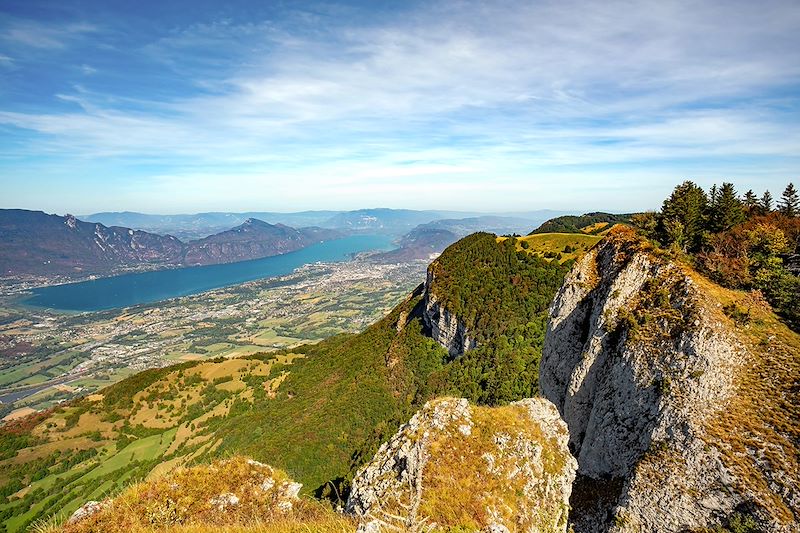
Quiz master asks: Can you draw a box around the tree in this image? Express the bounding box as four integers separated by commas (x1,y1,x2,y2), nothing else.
761,190,774,214
657,181,708,251
743,190,759,217
778,183,799,217
707,182,745,233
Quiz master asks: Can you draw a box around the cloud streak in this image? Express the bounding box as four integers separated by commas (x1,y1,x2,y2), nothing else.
0,0,798,213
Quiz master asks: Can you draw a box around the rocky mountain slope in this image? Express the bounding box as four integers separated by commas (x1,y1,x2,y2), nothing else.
541,226,799,532
0,210,341,279
2,221,797,532
347,397,576,533
0,210,185,277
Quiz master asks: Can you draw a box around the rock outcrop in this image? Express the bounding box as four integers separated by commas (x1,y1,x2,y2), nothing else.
540,226,799,532
423,268,476,357
346,397,577,533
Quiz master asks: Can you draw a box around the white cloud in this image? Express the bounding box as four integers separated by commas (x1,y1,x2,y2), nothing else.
1,0,799,211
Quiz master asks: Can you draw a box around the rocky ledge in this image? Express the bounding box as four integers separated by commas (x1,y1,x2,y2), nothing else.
540,226,799,532
346,397,577,533
422,268,476,357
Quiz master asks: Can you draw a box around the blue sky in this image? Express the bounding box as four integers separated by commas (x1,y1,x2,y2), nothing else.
0,0,798,214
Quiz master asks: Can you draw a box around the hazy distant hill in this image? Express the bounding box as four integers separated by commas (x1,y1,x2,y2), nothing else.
0,210,343,279
323,208,475,236
375,213,562,261
83,211,341,241
183,219,341,266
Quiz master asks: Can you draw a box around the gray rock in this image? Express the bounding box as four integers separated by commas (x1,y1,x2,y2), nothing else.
422,268,476,357
209,492,240,512
67,500,106,525
347,397,576,532
540,230,798,532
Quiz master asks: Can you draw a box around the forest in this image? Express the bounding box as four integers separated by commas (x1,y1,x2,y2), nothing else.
636,181,800,330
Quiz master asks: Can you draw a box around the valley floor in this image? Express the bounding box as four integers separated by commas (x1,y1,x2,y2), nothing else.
0,258,426,420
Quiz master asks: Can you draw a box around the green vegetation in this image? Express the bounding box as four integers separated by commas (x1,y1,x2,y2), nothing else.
502,233,603,263
645,180,800,330
529,212,631,235
0,231,574,530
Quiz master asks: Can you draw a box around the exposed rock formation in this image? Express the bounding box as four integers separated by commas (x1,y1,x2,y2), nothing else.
423,268,476,357
540,226,799,532
346,397,577,533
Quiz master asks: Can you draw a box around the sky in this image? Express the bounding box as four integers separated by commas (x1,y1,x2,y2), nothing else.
0,0,798,215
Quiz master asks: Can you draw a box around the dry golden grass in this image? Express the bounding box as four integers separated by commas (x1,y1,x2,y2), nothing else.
686,269,800,522
60,456,354,533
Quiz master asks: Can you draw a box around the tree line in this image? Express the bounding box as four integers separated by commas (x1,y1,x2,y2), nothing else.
635,181,799,330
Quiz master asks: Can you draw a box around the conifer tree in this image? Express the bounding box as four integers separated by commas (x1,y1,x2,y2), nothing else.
743,190,758,217
778,182,799,217
657,181,708,251
761,190,774,213
708,182,745,233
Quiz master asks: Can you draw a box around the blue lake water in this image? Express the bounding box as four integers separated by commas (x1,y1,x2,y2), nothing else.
23,235,395,312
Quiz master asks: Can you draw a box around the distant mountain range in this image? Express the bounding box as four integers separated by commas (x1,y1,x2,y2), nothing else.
0,210,342,279
83,208,567,240
1,208,568,280
82,211,342,241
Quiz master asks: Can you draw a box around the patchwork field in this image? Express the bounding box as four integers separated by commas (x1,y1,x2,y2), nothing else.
0,260,426,419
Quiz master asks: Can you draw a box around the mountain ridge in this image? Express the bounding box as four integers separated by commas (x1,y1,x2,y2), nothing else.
0,210,343,279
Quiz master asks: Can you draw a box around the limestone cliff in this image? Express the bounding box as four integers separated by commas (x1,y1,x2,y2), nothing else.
346,397,577,533
422,268,476,357
540,226,799,532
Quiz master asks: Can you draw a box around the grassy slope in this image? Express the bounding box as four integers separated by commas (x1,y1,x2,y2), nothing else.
0,231,583,531
528,212,632,235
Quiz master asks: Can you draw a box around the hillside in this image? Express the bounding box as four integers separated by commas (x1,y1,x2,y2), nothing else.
2,221,797,532
530,212,632,235
0,210,185,278
542,226,799,532
0,231,574,531
182,219,340,266
0,211,342,280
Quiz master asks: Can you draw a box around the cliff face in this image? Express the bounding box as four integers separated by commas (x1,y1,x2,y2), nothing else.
346,397,577,533
422,268,476,357
540,227,799,532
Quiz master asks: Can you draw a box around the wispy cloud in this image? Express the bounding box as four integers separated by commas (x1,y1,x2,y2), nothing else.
1,0,798,213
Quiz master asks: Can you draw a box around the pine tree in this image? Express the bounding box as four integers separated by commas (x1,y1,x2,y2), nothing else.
657,181,708,251
708,182,745,233
761,190,774,214
743,190,758,217
778,182,799,217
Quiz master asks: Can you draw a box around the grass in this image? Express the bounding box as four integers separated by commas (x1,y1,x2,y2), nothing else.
499,233,603,262
685,268,800,523
58,456,355,533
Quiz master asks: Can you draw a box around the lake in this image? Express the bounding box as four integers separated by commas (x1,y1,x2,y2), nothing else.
23,235,395,312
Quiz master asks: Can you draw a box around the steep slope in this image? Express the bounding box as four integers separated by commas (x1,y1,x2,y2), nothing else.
0,211,343,279
540,226,799,532
0,231,573,531
0,210,184,277
423,233,569,360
